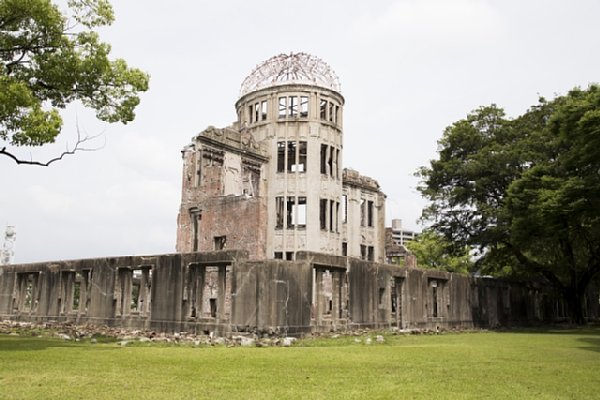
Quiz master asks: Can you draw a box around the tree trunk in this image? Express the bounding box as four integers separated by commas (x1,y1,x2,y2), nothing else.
564,287,586,325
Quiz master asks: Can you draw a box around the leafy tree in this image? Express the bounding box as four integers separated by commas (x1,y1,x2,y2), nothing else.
418,85,600,324
405,230,472,273
0,0,149,165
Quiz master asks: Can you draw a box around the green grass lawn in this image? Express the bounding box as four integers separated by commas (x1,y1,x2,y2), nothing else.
0,328,598,399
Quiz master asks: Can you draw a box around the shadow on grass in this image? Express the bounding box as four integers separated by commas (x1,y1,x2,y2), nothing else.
577,337,600,353
0,335,117,352
493,326,600,353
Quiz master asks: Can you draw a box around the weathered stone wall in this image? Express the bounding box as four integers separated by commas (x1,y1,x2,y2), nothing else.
0,251,597,336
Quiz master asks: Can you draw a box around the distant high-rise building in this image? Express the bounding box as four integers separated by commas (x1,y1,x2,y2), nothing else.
385,219,419,264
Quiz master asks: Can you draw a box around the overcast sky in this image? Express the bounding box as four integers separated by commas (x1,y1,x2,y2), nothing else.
2,0,599,264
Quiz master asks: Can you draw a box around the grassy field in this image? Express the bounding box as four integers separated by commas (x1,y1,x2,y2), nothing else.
0,328,598,399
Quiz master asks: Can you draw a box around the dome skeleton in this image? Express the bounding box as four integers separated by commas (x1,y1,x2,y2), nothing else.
240,53,341,97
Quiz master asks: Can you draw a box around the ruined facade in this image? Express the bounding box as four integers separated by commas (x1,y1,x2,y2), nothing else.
2,251,597,336
176,53,386,262
1,54,597,336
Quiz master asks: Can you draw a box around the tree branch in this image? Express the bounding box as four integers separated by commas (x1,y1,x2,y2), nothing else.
0,125,105,166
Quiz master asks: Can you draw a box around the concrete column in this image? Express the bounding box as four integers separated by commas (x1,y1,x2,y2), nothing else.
217,265,226,322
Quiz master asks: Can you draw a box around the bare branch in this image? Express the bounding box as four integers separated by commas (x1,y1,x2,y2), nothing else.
0,124,106,167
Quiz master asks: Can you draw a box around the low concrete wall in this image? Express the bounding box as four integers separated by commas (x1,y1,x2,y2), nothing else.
0,250,596,336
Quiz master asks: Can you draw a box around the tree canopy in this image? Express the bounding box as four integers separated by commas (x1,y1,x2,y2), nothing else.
0,0,149,164
405,230,472,274
418,85,600,323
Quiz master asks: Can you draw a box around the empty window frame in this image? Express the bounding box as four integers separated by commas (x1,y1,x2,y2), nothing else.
329,200,335,232
320,99,327,120
279,141,306,173
298,141,307,172
279,97,287,118
286,252,294,260
329,102,335,122
288,96,298,117
255,102,260,122
360,245,367,260
275,196,284,229
287,141,297,172
286,197,294,227
320,199,327,230
277,141,285,172
300,96,308,117
214,236,226,250
320,144,328,174
274,252,283,259
248,104,254,123
342,242,348,256
367,200,374,227
368,246,374,261
261,100,267,120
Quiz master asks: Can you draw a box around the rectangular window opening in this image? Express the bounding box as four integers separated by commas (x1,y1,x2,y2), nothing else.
210,298,217,318
275,196,284,229
367,200,374,227
261,100,267,120
214,236,226,250
360,245,367,260
286,252,294,261
287,141,297,172
342,242,347,256
320,199,327,230
368,246,374,261
277,141,285,173
320,144,328,174
300,96,308,117
329,200,334,232
341,195,348,224
289,96,298,117
320,99,327,120
278,97,287,118
274,252,283,259
297,141,307,173
286,197,294,228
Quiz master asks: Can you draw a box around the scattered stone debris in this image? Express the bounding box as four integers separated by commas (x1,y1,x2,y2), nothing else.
0,320,485,348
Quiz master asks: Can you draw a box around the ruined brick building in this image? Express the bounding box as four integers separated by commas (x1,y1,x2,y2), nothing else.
1,54,598,336
176,53,385,263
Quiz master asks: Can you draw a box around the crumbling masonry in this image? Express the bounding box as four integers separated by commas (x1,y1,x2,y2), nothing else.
0,54,598,334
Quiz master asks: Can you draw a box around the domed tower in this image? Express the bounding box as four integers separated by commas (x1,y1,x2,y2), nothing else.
235,53,344,259
177,53,385,262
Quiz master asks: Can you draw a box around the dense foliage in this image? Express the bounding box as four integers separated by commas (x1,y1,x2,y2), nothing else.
405,230,472,273
0,0,149,163
418,86,600,323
